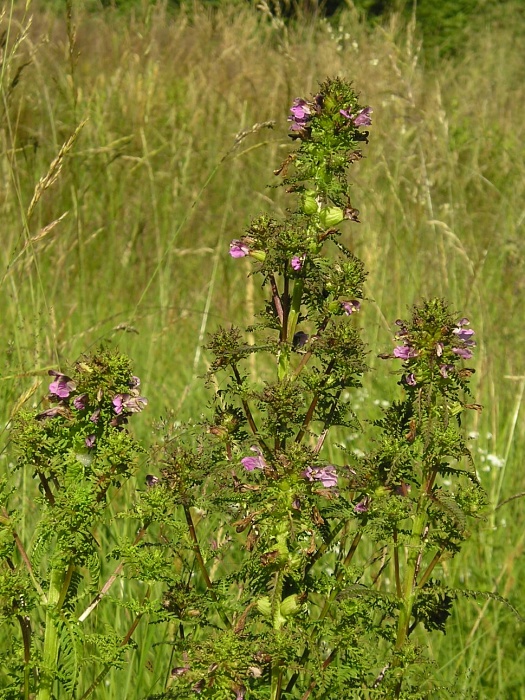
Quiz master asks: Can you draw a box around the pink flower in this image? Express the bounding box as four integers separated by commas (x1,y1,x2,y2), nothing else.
113,393,148,414
229,240,250,258
291,256,304,271
288,98,312,131
304,465,338,488
393,345,417,360
340,106,373,127
342,300,360,315
48,370,76,399
241,445,266,471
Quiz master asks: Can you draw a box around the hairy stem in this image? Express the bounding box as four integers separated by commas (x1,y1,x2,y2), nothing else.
37,565,67,700
395,503,428,650
184,504,230,628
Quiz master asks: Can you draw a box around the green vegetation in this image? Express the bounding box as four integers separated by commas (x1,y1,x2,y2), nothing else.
0,0,524,697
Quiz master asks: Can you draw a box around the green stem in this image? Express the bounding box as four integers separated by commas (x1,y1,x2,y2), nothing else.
183,504,231,628
37,564,67,700
78,591,150,700
278,278,304,380
270,570,285,700
287,278,304,342
395,504,428,650
285,531,362,696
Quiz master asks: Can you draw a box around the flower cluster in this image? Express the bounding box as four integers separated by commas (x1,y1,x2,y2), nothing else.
241,446,338,488
384,304,476,387
288,97,312,132
339,106,373,126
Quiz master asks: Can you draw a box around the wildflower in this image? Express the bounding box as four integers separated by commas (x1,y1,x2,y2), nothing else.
48,370,76,399
439,364,454,378
73,394,87,410
342,300,360,315
304,465,338,488
36,407,66,420
340,106,372,127
452,318,476,359
405,373,417,386
291,255,304,271
288,98,312,131
452,347,473,360
113,393,148,414
85,434,96,448
90,408,101,423
229,239,250,258
241,445,266,471
393,345,417,360
435,342,444,357
146,474,160,487
354,498,369,513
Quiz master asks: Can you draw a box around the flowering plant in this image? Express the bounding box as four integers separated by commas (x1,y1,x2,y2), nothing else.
1,78,488,700
146,78,485,699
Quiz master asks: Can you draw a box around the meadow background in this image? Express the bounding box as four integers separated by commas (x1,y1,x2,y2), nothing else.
1,0,525,696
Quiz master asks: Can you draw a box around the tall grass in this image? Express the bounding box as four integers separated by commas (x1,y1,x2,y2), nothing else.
1,1,525,696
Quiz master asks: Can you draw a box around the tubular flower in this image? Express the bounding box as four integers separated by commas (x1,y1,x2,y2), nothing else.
291,255,304,271
452,318,476,359
304,465,338,488
241,445,266,472
288,98,312,132
229,239,250,258
48,370,76,399
113,393,148,415
342,300,361,315
340,106,373,127
393,345,418,360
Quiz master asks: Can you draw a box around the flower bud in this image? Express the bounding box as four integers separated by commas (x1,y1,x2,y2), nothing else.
249,250,267,263
303,190,318,215
280,594,301,617
319,206,344,228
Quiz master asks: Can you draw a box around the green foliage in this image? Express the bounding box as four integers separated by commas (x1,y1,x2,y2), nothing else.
1,348,149,698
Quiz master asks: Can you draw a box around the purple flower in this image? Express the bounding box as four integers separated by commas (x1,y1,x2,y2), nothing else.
85,434,96,448
241,445,266,471
453,327,475,343
291,255,304,271
90,408,101,423
288,98,312,131
129,376,141,388
393,345,417,360
452,347,473,360
146,474,160,487
304,465,338,488
405,373,417,386
48,370,76,399
340,106,373,127
229,240,250,258
342,300,361,315
354,498,369,513
36,407,64,420
113,393,148,415
73,394,87,411
439,364,454,378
